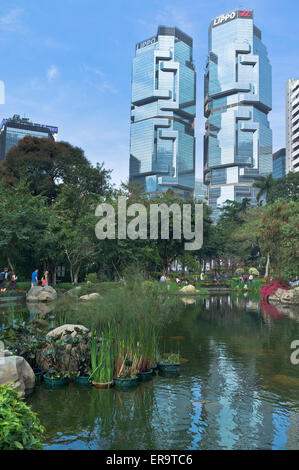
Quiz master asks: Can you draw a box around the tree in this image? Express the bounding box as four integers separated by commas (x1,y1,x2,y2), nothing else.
0,136,111,203
0,179,47,271
253,174,274,203
268,171,299,204
53,184,99,283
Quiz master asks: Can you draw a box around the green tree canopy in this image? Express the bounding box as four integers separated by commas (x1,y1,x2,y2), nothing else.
0,136,112,203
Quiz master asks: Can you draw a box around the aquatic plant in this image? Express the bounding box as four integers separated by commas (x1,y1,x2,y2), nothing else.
90,327,114,383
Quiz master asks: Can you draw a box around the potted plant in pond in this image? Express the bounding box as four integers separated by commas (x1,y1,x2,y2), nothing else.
42,333,71,388
113,339,139,389
157,353,181,376
90,327,114,389
71,328,92,386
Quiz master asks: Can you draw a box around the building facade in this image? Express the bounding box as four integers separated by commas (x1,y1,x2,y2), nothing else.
0,115,58,162
273,148,286,179
286,79,299,173
194,178,207,202
129,26,196,199
204,10,272,218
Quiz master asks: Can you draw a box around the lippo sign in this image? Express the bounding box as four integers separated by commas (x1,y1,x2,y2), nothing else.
212,10,253,28
136,36,158,51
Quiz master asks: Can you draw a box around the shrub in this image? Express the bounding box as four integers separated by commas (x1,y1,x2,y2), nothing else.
0,384,44,450
85,273,98,284
260,276,290,301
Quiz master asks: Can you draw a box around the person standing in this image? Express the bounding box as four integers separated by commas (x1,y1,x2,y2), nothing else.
41,271,49,287
31,269,39,287
8,272,17,290
0,268,8,292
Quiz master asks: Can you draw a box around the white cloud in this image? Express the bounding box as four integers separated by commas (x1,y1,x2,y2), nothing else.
0,8,24,32
47,65,59,81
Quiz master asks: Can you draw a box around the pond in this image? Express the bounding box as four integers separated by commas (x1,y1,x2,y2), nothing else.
4,293,299,450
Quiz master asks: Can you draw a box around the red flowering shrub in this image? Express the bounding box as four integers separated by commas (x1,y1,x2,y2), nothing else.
260,276,289,302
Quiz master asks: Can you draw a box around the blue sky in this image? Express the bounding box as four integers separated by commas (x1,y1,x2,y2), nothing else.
0,0,298,187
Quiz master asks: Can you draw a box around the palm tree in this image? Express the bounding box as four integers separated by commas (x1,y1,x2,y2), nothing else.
253,174,274,204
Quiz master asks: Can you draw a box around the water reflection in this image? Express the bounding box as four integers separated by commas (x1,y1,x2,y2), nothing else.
19,295,299,449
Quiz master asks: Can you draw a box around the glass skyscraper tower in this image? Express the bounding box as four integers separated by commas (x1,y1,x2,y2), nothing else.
129,26,196,199
204,10,272,217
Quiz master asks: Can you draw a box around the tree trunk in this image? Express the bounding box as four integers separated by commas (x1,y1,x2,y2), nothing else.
73,263,81,284
51,265,57,286
6,255,14,272
265,253,270,278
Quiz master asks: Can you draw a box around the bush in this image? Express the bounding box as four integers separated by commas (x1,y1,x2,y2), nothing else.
85,273,98,284
0,384,44,450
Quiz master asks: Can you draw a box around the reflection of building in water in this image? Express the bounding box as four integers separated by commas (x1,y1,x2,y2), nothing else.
286,411,299,449
189,340,275,449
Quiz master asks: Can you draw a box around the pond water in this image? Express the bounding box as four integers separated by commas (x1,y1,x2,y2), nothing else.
4,294,299,450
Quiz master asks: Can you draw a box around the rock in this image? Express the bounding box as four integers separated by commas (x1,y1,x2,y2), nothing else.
180,284,196,294
26,301,56,315
269,287,299,306
181,297,196,305
26,286,57,303
37,324,90,375
47,324,89,339
0,356,35,397
65,286,82,296
79,293,100,301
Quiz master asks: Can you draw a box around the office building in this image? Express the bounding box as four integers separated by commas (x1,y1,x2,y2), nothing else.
204,10,272,218
129,26,196,199
0,115,58,161
273,148,286,179
286,79,299,172
194,178,207,202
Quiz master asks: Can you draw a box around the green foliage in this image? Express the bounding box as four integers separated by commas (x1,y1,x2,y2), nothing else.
90,327,114,383
85,272,98,284
0,384,44,450
0,319,47,370
248,267,259,276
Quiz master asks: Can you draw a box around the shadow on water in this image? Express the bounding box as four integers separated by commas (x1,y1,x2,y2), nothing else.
5,293,299,449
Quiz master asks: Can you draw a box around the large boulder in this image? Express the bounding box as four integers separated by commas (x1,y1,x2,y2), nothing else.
79,293,100,301
37,324,90,375
26,301,56,316
180,284,196,294
269,287,299,305
0,355,35,397
47,324,89,339
27,286,57,303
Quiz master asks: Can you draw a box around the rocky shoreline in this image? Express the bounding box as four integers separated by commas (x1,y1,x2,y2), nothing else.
268,287,299,306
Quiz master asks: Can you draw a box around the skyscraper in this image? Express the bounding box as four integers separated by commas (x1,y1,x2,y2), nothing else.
285,79,299,173
204,10,272,218
0,115,58,162
273,148,286,179
129,26,196,199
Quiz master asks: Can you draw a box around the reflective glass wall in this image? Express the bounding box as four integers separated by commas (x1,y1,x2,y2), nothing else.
130,27,196,199
204,10,272,218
